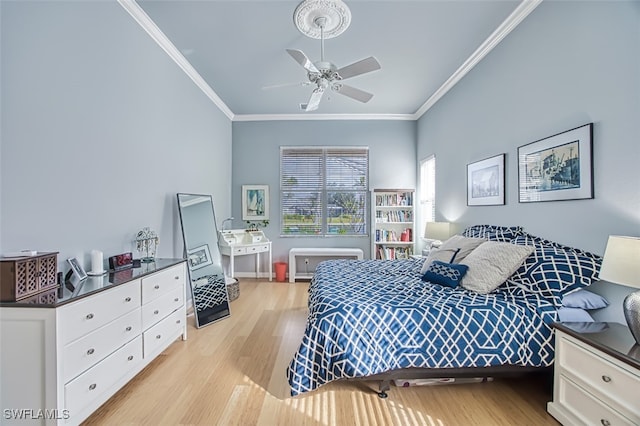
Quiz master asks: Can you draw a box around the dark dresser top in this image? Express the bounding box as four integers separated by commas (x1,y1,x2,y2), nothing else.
554,322,640,371
0,258,185,308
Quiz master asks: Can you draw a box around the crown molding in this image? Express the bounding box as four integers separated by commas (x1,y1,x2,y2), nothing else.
120,0,540,123
233,113,416,122
117,0,235,121
414,0,543,119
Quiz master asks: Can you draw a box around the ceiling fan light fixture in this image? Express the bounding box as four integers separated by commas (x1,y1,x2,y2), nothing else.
293,0,351,40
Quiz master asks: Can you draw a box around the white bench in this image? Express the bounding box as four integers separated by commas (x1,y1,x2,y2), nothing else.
288,247,364,282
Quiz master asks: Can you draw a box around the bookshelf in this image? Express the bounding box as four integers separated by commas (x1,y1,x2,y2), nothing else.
371,189,415,260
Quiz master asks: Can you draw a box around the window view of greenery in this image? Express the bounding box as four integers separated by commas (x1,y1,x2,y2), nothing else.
281,147,368,236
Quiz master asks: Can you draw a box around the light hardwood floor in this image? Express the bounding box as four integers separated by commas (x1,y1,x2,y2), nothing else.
84,279,559,425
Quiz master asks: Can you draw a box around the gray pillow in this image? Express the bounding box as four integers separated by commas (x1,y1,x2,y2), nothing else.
460,241,534,294
420,235,486,274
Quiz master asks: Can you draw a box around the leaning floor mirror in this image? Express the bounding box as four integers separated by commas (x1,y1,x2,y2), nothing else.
177,193,231,327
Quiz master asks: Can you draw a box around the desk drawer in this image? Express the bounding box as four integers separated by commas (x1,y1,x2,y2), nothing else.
232,247,247,255
65,336,142,415
141,264,185,304
559,336,640,417
143,307,185,358
63,308,141,382
59,280,140,344
248,244,269,254
558,375,634,426
141,286,183,330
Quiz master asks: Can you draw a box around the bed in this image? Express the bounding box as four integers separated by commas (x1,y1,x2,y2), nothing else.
286,225,602,397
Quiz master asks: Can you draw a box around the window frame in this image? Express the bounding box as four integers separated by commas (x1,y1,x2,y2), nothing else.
280,146,369,237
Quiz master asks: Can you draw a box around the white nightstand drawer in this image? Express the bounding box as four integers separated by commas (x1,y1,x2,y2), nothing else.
143,307,185,358
558,375,634,426
65,336,142,416
63,308,141,382
59,280,141,345
141,263,185,304
141,286,183,330
559,336,640,417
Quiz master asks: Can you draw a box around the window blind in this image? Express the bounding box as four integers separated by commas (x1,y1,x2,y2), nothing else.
280,147,369,236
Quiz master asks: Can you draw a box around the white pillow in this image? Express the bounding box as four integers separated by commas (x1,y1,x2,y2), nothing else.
420,235,486,274
460,241,534,294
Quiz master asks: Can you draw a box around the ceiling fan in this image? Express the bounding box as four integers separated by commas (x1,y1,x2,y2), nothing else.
268,1,381,112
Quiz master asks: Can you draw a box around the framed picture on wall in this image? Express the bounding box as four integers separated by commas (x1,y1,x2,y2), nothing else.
467,153,505,206
518,123,593,203
242,185,269,221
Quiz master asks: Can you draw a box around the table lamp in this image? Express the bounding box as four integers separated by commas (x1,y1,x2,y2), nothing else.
598,235,640,345
424,222,451,248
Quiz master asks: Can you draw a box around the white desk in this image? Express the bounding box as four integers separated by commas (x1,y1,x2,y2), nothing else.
218,229,272,281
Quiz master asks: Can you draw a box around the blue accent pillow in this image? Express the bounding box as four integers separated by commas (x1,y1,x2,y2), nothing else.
562,289,609,310
557,307,595,322
421,260,469,288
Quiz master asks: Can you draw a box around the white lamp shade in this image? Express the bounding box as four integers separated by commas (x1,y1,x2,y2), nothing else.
424,222,451,242
599,235,640,289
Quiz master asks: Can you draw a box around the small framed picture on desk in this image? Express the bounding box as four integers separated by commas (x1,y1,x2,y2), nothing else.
67,257,87,281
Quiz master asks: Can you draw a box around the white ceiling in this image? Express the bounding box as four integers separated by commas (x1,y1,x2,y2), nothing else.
128,0,539,120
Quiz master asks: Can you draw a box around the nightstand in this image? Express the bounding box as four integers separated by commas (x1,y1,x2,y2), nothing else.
547,322,640,425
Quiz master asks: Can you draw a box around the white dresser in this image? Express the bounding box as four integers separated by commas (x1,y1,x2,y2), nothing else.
548,322,640,425
0,259,187,426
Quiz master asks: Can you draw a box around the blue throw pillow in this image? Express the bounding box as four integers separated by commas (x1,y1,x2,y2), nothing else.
421,260,469,288
562,289,609,310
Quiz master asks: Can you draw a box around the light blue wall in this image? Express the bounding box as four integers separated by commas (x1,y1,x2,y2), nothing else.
231,120,416,271
0,1,232,272
417,0,640,323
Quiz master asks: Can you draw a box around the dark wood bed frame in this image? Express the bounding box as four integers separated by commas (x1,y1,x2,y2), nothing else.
359,365,552,398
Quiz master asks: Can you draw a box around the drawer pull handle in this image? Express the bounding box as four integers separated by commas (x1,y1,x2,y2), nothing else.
601,375,612,383
86,313,94,320
174,276,179,280
87,348,95,355
154,284,160,289
128,355,134,361
154,310,159,315
601,420,611,426
156,334,161,339
174,298,179,302
125,326,132,332
176,320,181,324
125,297,131,302
89,383,97,391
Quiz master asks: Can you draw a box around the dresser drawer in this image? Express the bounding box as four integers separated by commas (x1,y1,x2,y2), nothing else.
248,244,269,254
141,264,185,304
141,286,183,330
65,336,142,416
143,307,185,358
559,336,640,417
63,308,142,382
558,375,634,426
59,280,141,344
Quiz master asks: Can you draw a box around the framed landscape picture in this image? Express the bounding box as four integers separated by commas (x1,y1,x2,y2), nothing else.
518,123,593,203
467,153,505,206
187,244,213,270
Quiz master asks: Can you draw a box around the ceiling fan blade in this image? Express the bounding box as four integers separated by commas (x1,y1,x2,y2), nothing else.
333,84,373,103
303,88,324,112
262,81,311,90
336,57,381,80
286,49,319,74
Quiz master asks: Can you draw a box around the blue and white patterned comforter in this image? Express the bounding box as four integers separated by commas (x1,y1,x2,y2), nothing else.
287,259,557,396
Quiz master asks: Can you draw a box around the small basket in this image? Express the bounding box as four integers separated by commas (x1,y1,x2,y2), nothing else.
226,278,240,301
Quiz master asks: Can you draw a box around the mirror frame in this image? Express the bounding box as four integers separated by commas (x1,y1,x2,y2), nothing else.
176,193,231,328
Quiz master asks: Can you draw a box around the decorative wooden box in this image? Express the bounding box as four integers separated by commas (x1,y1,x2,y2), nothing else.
0,252,59,302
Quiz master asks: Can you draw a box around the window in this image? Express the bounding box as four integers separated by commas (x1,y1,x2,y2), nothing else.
419,155,436,228
280,147,368,236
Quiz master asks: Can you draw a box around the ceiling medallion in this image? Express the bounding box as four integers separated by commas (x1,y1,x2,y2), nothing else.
293,0,351,39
